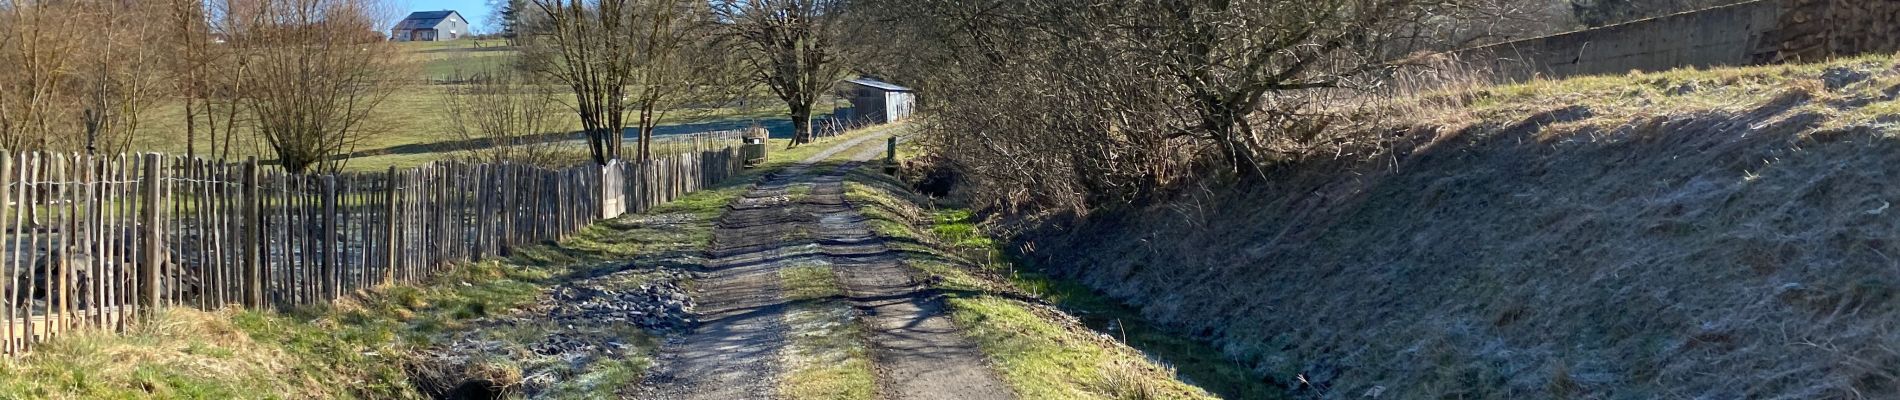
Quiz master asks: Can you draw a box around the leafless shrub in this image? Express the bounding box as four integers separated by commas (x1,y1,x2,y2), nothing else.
223,0,411,173
0,0,167,154
168,0,252,160
854,0,1548,213
440,69,566,166
520,0,731,164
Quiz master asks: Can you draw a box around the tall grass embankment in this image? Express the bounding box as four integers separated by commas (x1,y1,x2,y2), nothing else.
1003,54,1900,398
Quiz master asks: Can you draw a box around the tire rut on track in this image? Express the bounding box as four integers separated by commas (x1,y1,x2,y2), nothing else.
631,165,816,400
636,130,1010,399
810,163,1014,400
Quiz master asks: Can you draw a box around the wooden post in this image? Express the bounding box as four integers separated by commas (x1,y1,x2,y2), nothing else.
242,158,262,308
382,167,398,285
20,154,38,348
497,164,512,256
138,154,161,316
0,152,11,351
54,154,68,335
320,175,337,301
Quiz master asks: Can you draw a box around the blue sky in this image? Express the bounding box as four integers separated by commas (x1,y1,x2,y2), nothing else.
398,0,497,32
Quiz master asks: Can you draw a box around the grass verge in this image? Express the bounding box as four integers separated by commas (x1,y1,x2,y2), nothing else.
840,167,1265,400
779,285,876,400
776,182,877,400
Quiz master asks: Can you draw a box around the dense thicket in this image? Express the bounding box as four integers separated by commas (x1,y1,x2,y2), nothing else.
854,0,1536,212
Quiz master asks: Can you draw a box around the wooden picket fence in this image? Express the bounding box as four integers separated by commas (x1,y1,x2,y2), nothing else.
0,138,745,354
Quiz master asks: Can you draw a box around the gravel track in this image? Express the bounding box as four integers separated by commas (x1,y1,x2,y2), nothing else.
636,131,1009,399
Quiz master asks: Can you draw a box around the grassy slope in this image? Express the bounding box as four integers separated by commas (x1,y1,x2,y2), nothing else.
129,41,525,158
1019,54,1900,399
840,166,1266,399
130,39,832,172
0,127,893,399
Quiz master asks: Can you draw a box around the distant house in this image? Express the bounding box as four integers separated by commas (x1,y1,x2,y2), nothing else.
390,10,468,42
838,78,916,125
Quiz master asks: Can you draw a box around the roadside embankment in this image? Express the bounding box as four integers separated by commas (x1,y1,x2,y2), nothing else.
1008,56,1900,398
843,165,1276,399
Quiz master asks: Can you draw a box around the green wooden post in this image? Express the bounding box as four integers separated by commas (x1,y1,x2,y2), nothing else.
884,136,899,173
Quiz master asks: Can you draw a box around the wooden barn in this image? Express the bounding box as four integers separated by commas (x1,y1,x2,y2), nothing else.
838,78,916,125
391,10,469,42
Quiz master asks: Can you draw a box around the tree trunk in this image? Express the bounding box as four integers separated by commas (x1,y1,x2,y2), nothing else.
588,126,610,166
789,103,813,148
184,97,196,159
638,106,655,162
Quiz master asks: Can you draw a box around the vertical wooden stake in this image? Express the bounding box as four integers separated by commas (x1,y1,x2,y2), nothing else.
241,159,262,308
0,152,11,352
382,167,398,286
138,154,161,316
320,175,337,301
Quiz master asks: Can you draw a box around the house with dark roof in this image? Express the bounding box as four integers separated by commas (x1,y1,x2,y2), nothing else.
837,78,916,125
391,10,468,42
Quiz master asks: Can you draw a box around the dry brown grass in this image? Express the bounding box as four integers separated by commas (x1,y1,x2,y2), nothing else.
0,308,356,399
1019,54,1900,399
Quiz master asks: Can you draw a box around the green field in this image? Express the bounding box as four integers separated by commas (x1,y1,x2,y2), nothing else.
405,39,518,82
128,39,844,171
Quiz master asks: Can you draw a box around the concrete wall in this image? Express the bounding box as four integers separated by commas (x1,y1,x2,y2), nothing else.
1770,0,1900,63
1451,0,1900,81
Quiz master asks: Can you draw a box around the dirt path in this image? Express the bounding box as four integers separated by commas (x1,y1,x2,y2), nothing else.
807,130,1012,398
811,164,1015,399
635,131,1011,399
633,164,819,399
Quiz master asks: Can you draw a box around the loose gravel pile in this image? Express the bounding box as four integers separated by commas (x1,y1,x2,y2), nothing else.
410,267,697,399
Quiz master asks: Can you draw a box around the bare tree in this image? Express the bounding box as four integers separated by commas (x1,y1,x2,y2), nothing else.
0,0,165,154
224,0,409,173
714,0,850,148
0,0,80,152
521,0,728,164
520,0,636,165
440,68,566,166
77,0,165,155
854,0,1516,210
625,0,733,162
163,0,252,160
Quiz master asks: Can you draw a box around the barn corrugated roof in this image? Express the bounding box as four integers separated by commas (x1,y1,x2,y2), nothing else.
845,78,914,92
393,10,462,30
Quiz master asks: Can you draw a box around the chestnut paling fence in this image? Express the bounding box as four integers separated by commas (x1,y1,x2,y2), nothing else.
0,135,744,353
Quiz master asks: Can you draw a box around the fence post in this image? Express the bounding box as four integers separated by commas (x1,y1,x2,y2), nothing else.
0,152,10,352
242,158,262,308
138,154,162,316
320,175,337,301
382,166,398,285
